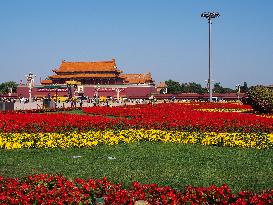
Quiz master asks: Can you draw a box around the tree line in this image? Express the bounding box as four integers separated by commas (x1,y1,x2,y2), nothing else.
164,80,248,94
0,81,18,95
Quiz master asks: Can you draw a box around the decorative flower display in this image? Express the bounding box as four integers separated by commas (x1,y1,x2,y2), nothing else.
0,174,273,204
0,103,272,133
1,102,273,203
0,130,272,149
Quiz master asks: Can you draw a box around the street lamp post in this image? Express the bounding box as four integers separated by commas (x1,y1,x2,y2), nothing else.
201,12,220,102
236,84,241,101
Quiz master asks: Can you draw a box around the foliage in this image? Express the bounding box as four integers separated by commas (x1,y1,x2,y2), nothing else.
165,80,207,94
165,79,242,94
213,82,235,93
181,82,207,94
165,79,182,94
245,85,273,114
0,81,18,95
240,81,249,93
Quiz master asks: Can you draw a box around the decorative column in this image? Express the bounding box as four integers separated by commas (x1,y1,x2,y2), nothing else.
25,72,36,102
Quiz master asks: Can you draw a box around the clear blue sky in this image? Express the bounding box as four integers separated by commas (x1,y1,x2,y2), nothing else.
0,0,272,88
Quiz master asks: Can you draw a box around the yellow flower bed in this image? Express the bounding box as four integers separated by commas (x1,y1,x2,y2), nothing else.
0,130,272,150
256,114,273,118
196,108,252,113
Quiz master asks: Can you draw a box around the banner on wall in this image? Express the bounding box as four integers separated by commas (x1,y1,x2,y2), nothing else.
37,88,68,92
98,88,125,92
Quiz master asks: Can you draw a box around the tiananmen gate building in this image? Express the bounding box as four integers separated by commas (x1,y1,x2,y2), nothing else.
17,59,157,99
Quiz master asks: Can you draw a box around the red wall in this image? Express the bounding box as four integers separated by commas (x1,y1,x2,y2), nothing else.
17,85,157,99
17,86,73,98
125,86,156,97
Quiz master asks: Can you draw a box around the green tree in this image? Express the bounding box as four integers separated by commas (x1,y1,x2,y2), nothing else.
181,82,207,94
0,81,18,95
213,82,234,93
165,80,182,94
240,82,248,93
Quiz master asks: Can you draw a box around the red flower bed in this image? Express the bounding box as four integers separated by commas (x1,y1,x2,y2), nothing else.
0,174,273,204
0,103,272,133
83,103,273,133
0,113,121,133
83,102,253,117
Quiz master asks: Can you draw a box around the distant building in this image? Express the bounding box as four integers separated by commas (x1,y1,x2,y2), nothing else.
17,59,156,99
46,59,123,85
120,73,154,85
41,59,154,86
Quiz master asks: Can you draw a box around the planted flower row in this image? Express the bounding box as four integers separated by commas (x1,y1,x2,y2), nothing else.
82,103,254,118
0,105,272,133
0,174,273,204
1,129,272,149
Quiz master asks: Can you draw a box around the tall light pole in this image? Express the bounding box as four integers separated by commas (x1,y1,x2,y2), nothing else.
201,12,220,102
236,84,241,101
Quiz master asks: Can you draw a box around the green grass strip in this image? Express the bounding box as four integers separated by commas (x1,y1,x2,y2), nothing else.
0,143,273,193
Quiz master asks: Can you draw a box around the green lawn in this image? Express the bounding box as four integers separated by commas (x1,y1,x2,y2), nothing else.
55,109,124,118
1,142,273,193
62,109,86,115
51,109,86,115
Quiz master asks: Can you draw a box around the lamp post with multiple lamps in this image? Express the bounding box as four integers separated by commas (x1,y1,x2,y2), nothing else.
201,12,220,102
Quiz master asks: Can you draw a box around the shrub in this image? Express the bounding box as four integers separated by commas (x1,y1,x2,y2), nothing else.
245,85,273,113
